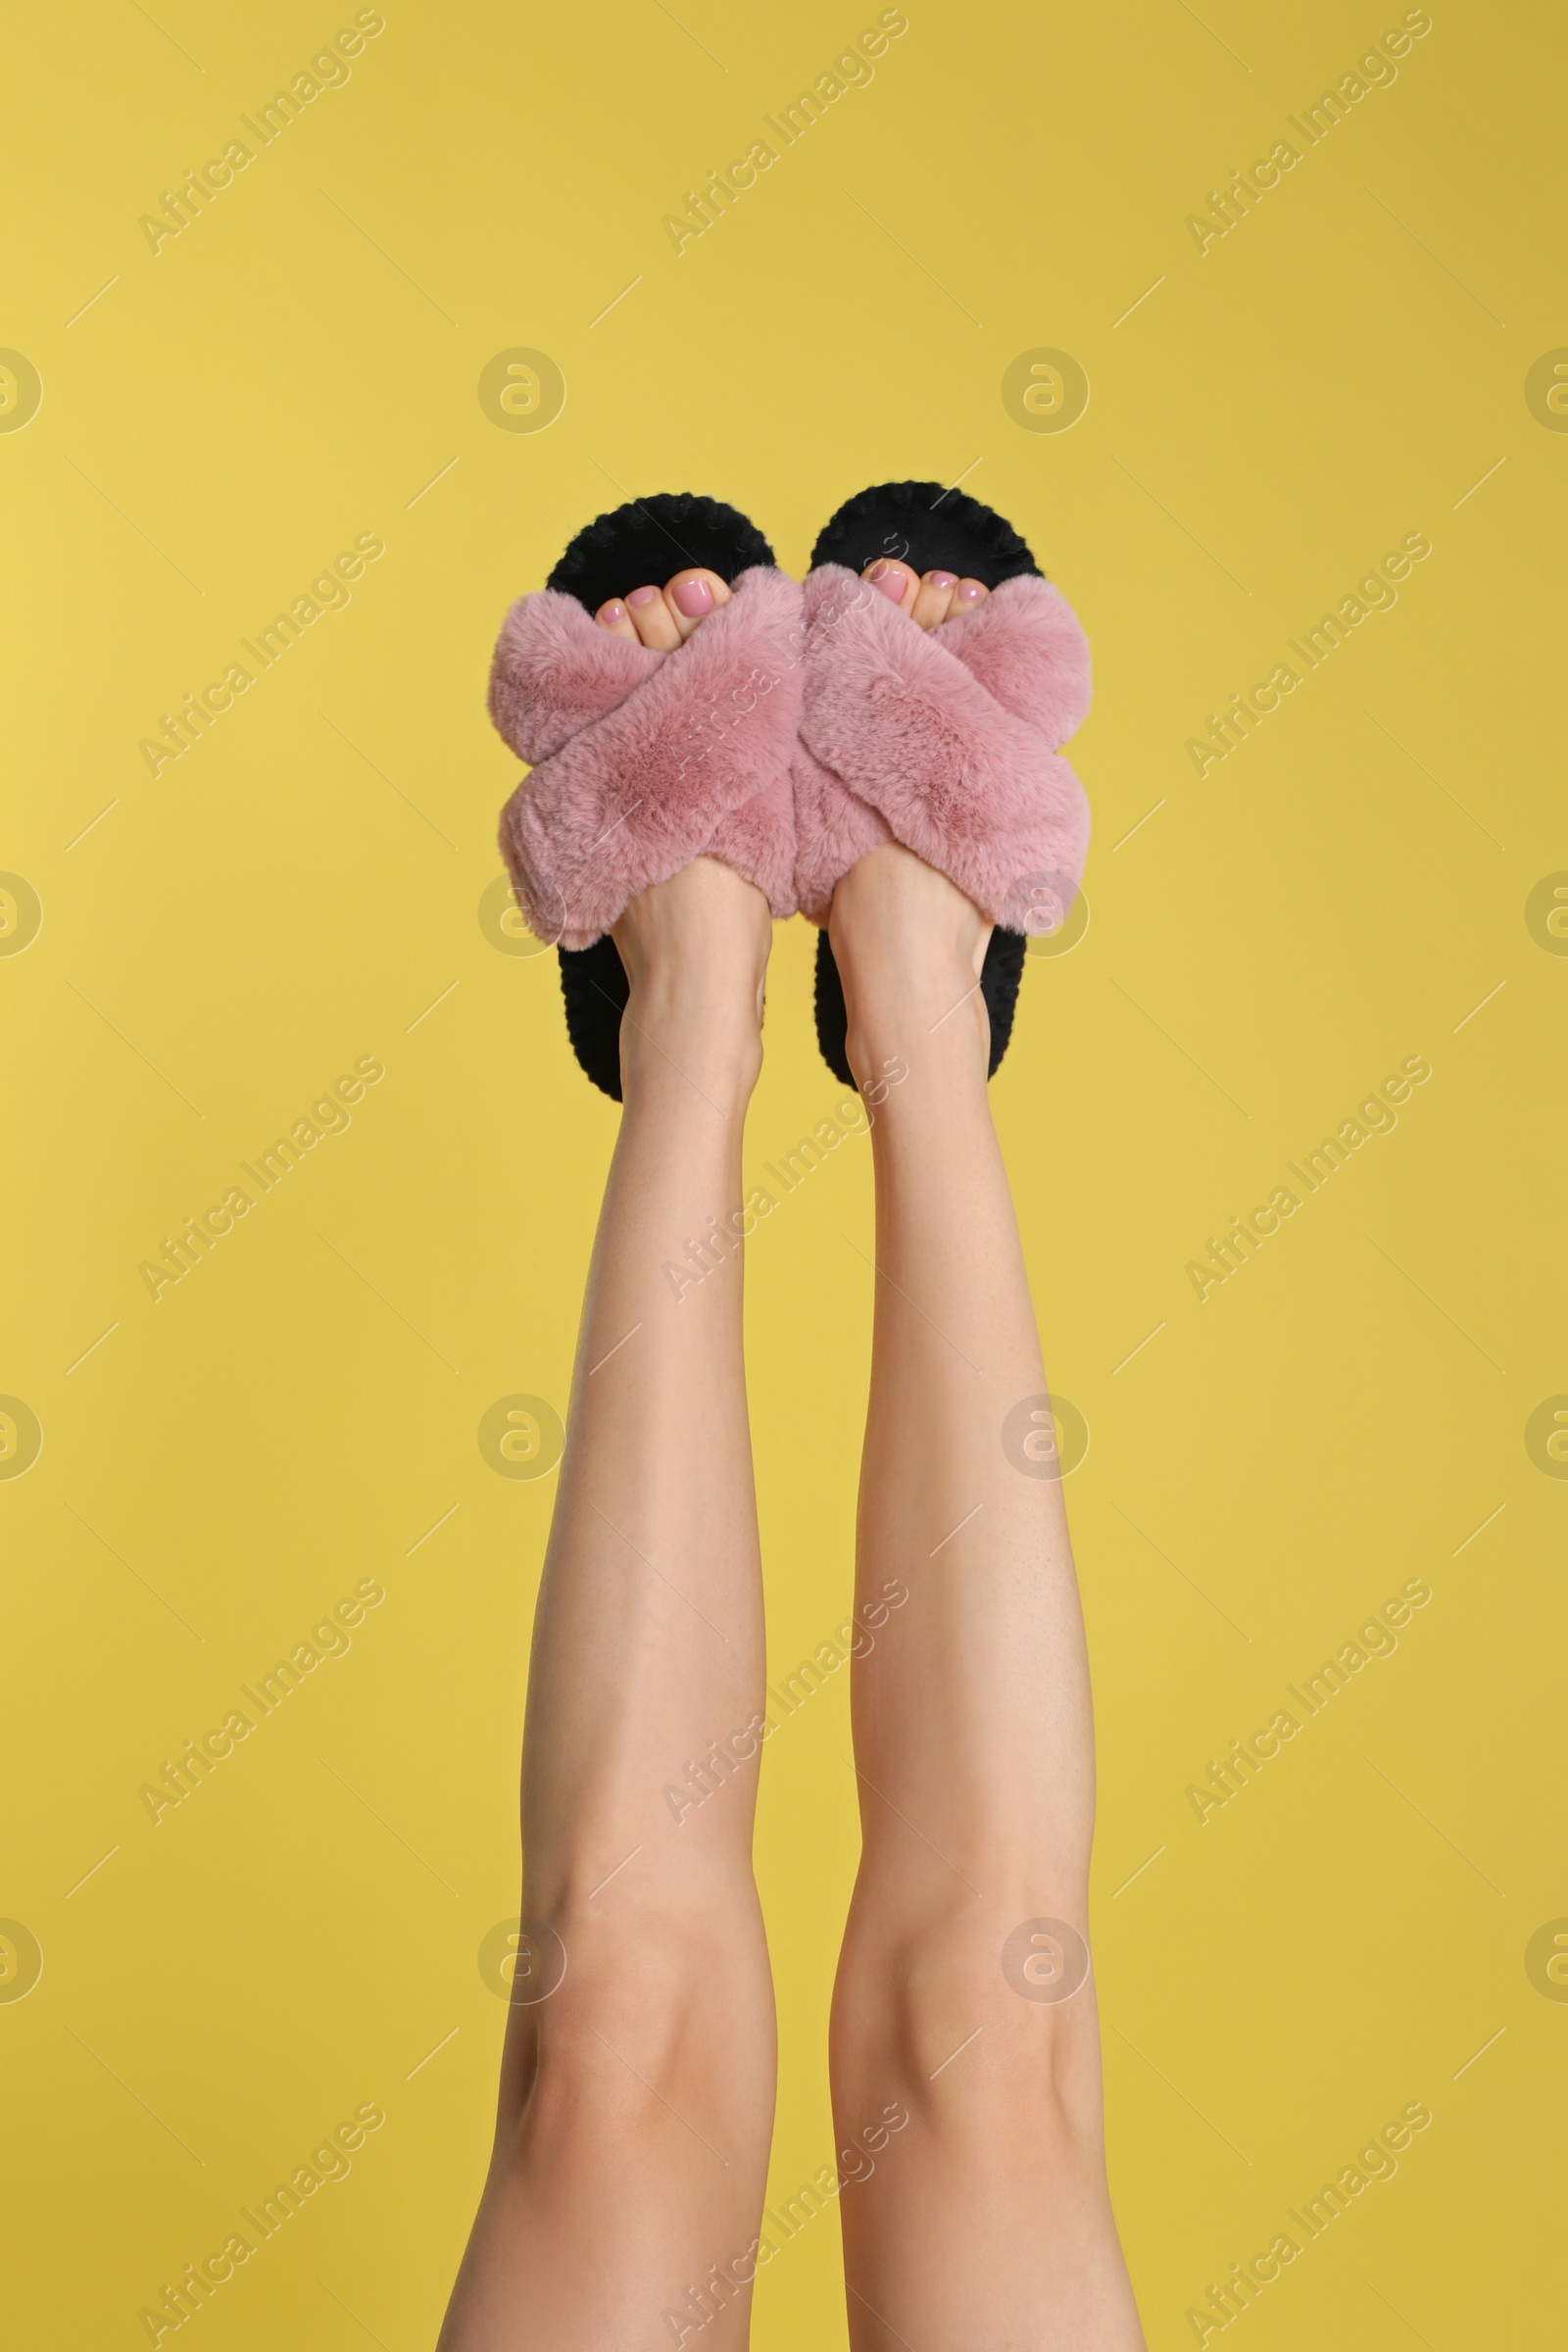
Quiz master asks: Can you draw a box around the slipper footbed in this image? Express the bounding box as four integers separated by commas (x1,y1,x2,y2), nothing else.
809,478,1042,591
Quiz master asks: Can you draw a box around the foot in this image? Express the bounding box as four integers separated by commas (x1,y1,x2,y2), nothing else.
828,567,996,1083
612,858,772,1108
597,571,767,1104
829,843,993,1090
594,567,731,652
859,560,990,631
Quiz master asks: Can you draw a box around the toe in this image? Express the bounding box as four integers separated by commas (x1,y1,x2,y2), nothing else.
626,583,681,651
910,570,957,631
862,560,919,618
662,568,731,643
595,597,639,642
950,578,991,614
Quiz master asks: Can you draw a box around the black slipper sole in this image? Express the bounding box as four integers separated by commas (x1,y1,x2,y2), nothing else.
808,479,1046,1088
546,493,776,1101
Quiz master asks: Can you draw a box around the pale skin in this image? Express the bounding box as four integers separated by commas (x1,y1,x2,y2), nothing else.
437,560,1145,2351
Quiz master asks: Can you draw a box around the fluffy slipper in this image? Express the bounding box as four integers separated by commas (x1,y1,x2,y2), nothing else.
489,493,802,1098
796,480,1091,1084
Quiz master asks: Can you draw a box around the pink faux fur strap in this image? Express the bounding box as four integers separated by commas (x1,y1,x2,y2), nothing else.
489,567,805,951
797,565,1092,934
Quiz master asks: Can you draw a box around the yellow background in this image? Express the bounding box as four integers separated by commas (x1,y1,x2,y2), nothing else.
4,1,1563,2343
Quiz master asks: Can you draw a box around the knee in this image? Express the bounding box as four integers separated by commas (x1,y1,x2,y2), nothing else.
832,1901,1102,2150
501,1885,770,2138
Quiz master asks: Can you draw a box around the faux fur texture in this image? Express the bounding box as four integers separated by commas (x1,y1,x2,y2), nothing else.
795,565,1092,933
490,566,805,951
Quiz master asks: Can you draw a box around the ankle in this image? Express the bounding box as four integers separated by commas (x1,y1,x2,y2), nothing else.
619,978,764,1109
612,859,771,1106
829,845,992,1089
843,970,990,1099
841,938,993,1100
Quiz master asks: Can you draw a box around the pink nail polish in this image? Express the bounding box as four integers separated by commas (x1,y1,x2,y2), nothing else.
956,580,985,604
600,600,627,625
672,575,713,617
928,571,956,589
627,586,659,608
870,564,908,603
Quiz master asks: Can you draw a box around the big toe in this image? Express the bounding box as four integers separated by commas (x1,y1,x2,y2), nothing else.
662,567,731,643
861,559,920,619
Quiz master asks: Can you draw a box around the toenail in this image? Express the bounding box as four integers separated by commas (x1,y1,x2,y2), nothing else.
927,571,956,589
600,600,627,625
627,586,659,608
672,575,713,617
870,563,908,602
956,580,985,604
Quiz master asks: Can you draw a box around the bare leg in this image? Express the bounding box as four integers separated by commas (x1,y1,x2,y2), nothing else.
439,858,777,2352
827,845,1145,2351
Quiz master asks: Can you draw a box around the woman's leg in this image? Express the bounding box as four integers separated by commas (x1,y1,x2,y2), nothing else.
827,845,1145,2351
439,858,777,2352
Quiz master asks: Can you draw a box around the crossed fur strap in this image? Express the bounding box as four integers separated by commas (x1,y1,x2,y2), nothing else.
796,565,1093,933
489,567,804,951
